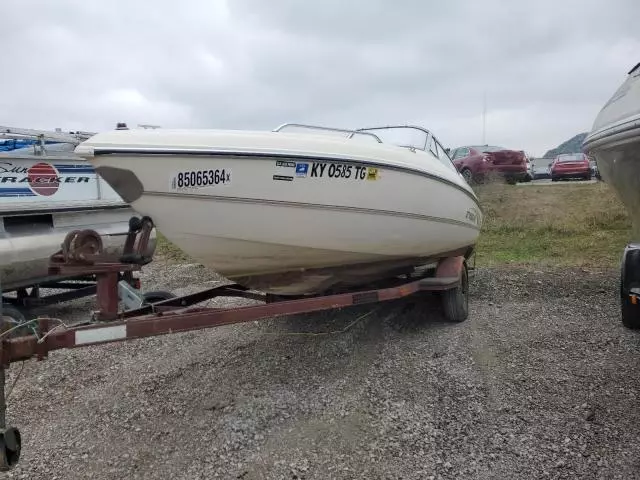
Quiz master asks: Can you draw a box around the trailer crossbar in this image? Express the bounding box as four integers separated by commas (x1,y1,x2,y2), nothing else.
120,284,264,318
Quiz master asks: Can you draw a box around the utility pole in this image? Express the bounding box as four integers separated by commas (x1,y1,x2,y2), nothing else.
482,90,487,145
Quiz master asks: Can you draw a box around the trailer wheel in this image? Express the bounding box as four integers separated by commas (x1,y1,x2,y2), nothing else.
620,244,640,330
0,427,21,471
1,304,25,322
441,262,469,323
141,290,176,305
621,296,640,329
0,304,32,338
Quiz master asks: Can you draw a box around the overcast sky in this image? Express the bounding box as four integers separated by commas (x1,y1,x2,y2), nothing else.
2,0,638,156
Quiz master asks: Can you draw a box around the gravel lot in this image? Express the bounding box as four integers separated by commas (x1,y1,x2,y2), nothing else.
2,259,640,479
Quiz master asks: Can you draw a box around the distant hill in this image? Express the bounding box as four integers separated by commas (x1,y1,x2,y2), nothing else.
543,132,588,158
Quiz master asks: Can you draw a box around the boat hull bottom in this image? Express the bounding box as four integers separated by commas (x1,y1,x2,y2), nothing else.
231,247,473,295
164,231,474,295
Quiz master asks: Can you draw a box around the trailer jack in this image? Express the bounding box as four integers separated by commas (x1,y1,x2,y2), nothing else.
0,348,20,471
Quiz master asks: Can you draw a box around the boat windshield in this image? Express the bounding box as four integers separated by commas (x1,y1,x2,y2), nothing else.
357,125,459,173
356,126,431,151
273,123,459,173
272,123,383,143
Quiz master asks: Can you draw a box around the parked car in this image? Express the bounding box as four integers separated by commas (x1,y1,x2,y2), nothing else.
532,161,551,180
524,156,533,182
449,145,529,185
550,153,592,182
590,161,602,180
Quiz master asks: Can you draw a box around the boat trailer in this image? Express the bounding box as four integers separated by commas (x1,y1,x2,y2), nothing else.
0,216,471,471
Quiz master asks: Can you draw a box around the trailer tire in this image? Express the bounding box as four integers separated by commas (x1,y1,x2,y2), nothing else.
141,290,176,305
441,262,469,323
621,296,640,330
0,304,32,338
620,244,640,329
0,426,21,471
1,304,26,324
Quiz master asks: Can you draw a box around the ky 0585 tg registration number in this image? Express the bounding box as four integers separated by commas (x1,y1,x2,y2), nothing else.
171,169,232,189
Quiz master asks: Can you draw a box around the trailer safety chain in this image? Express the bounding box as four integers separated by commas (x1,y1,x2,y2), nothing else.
0,317,68,343
0,314,77,472
4,362,24,403
0,319,41,342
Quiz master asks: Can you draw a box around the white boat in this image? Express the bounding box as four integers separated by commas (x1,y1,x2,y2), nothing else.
583,62,640,241
583,61,640,329
0,126,156,293
75,124,483,296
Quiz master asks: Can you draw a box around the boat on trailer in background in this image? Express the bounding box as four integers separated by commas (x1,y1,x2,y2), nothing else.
0,125,158,324
583,61,640,329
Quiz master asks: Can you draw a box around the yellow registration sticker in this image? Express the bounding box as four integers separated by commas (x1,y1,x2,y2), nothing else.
366,167,379,180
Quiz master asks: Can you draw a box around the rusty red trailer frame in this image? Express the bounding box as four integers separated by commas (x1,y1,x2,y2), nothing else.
0,215,472,470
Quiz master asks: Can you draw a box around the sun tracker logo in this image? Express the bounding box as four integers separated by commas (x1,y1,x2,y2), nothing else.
0,161,94,198
27,162,60,196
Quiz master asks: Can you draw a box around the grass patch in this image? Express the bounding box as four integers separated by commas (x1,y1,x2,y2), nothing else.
475,181,632,267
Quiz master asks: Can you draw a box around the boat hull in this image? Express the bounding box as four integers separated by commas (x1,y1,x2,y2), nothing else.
586,133,640,240
583,63,640,241
77,129,482,295
131,191,478,294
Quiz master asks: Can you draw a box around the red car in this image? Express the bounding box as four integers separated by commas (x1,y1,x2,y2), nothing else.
550,153,592,181
449,145,529,185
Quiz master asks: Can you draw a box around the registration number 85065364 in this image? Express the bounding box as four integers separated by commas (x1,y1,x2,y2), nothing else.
170,169,232,190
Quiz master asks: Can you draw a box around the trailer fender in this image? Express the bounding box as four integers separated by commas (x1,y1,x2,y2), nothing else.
435,255,465,282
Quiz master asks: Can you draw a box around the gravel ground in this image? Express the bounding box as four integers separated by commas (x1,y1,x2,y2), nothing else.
2,259,640,479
